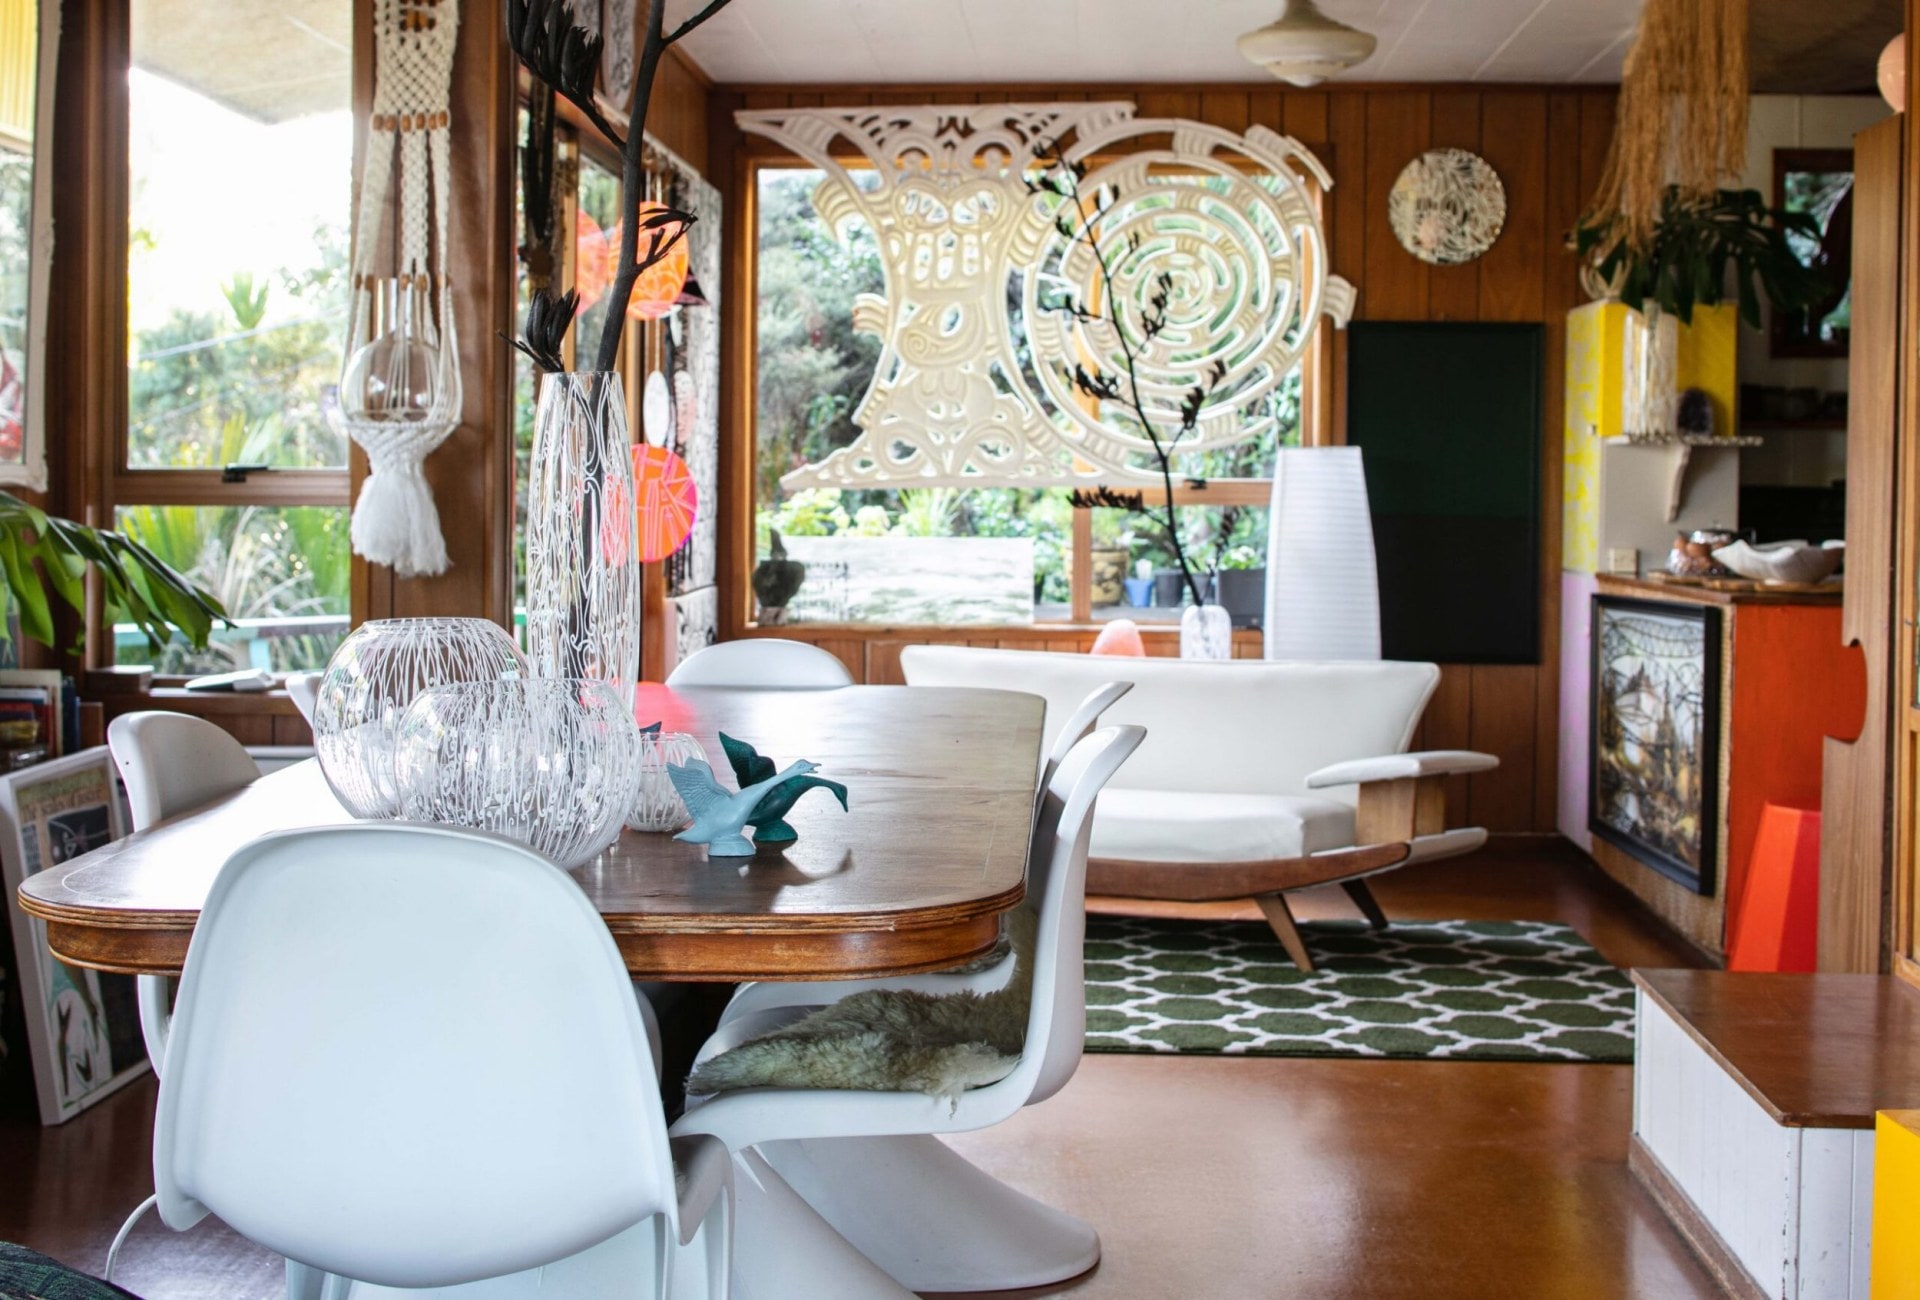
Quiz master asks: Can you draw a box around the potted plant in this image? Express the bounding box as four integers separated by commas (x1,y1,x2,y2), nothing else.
752,530,805,626
0,491,227,658
1213,545,1266,628
1574,186,1828,328
1575,187,1828,437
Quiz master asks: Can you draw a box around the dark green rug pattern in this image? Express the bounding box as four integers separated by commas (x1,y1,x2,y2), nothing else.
1083,917,1635,1062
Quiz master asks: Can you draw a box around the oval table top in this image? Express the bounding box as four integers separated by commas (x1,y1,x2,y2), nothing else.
15,685,1044,982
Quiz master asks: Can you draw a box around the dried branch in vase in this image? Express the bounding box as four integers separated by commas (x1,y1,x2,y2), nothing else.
510,288,578,375
506,0,728,374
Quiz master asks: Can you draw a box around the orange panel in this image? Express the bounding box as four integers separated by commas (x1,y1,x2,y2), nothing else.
1725,604,1863,939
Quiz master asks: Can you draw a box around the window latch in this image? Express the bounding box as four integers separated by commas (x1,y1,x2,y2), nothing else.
221,463,272,484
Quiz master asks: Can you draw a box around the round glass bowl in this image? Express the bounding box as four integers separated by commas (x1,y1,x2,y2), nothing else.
393,678,642,869
627,730,707,832
312,617,529,819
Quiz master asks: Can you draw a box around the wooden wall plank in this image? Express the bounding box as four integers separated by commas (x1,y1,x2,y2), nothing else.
1423,665,1474,815
1361,92,1430,319
1199,90,1251,133
1326,92,1368,443
1280,91,1329,142
1468,664,1538,831
1475,91,1548,322
1137,91,1201,120
1427,91,1480,321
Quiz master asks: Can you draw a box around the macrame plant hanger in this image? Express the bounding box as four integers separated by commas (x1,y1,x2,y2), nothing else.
336,0,462,577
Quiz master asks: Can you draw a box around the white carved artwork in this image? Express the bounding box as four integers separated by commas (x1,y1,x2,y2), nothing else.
735,103,1355,489
1387,148,1506,267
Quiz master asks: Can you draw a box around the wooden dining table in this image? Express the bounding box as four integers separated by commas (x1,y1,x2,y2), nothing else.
15,685,1044,983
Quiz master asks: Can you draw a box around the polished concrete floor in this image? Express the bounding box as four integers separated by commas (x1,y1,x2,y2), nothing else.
2,841,1720,1298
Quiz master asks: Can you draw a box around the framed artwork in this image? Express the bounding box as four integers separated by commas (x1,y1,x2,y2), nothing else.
0,0,58,490
1771,147,1854,358
1590,596,1722,895
0,748,147,1123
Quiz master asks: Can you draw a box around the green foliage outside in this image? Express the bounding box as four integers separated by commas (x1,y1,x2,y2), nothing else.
116,217,351,670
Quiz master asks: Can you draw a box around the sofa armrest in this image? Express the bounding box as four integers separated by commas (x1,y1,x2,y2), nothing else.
1304,750,1500,788
1305,750,1498,848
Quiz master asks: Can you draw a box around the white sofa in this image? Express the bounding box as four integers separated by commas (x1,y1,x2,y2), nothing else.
900,647,1498,969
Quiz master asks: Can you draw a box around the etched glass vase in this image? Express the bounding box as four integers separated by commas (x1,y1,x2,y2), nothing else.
312,616,528,819
626,730,707,832
1179,575,1233,660
524,371,642,709
393,678,643,870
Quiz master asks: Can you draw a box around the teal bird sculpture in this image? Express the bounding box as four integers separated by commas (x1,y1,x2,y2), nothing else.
668,757,820,857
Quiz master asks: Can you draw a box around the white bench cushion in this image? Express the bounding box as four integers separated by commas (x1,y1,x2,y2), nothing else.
1090,790,1356,863
900,647,1438,802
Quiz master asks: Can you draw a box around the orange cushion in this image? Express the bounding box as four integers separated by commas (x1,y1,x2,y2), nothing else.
1090,619,1147,657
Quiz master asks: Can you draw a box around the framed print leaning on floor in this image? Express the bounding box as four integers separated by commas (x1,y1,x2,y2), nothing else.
0,748,147,1123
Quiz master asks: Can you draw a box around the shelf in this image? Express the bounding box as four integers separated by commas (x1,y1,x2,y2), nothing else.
1601,434,1765,448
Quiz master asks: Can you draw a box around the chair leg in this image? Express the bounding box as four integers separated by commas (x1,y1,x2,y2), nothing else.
1254,892,1315,972
1341,879,1391,931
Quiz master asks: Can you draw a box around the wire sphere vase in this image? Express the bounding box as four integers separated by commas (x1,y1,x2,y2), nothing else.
394,678,643,870
313,617,529,819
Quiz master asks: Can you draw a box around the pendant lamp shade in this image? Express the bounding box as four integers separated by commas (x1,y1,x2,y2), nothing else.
1237,0,1377,87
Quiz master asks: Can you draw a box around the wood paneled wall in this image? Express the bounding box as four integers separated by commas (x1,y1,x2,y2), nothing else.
706,82,1617,833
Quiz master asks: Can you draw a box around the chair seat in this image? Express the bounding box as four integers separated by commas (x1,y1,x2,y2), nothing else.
1090,789,1356,864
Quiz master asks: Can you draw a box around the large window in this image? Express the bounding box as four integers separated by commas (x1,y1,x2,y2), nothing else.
752,165,1302,628
113,1,352,672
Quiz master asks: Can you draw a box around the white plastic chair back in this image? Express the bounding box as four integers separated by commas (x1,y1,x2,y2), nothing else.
153,823,680,1290
283,671,322,727
108,712,262,833
1020,724,1142,1104
1038,681,1132,792
107,711,263,1075
667,637,854,689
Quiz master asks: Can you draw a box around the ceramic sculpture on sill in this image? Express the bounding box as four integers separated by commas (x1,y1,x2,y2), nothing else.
720,732,849,845
669,756,823,857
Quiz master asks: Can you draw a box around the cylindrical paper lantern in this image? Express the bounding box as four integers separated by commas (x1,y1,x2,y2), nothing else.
631,443,698,563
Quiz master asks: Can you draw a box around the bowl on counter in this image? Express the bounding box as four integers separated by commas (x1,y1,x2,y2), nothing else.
1710,539,1843,585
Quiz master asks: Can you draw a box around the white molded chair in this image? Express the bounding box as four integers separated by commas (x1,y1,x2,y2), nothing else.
282,671,322,728
107,712,264,1071
666,638,853,689
718,679,1134,1028
672,725,1144,1297
103,712,264,1280
154,823,730,1299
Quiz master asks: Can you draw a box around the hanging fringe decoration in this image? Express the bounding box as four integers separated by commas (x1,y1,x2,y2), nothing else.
334,0,462,578
1583,0,1749,255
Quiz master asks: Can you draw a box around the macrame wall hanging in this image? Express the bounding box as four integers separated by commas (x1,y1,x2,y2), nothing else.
334,0,462,577
736,103,1354,490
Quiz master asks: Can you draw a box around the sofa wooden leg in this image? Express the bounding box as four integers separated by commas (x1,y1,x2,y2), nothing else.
1255,892,1315,972
1341,879,1390,931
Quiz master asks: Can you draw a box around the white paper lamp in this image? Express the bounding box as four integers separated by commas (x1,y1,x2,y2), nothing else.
1265,446,1381,661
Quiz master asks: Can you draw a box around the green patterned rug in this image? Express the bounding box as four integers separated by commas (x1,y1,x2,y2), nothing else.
1084,917,1635,1062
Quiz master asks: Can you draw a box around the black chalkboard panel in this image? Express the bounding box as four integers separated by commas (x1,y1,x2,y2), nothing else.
1346,321,1542,664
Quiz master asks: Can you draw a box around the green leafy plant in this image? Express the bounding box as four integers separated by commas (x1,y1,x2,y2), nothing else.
0,491,229,655
1574,187,1830,327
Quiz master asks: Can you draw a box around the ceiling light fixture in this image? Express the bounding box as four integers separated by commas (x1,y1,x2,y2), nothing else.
1237,0,1378,87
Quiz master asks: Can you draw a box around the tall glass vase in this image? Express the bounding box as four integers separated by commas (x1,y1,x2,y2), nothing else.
524,372,641,708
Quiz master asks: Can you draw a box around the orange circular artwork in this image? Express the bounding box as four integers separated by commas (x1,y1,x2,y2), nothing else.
631,443,697,563
628,201,690,322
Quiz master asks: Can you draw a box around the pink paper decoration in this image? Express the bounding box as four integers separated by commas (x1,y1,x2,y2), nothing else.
631,443,698,563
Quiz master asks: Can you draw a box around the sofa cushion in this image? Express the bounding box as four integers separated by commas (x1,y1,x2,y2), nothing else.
900,647,1438,801
1090,790,1356,863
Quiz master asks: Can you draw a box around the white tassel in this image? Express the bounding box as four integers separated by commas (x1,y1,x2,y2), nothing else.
350,457,450,578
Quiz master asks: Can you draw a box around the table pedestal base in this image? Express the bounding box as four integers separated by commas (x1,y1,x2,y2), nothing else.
760,1135,1100,1292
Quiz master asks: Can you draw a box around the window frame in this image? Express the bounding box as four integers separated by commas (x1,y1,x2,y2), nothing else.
78,0,354,675
736,148,1330,631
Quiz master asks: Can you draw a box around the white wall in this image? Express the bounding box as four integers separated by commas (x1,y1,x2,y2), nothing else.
1738,94,1891,488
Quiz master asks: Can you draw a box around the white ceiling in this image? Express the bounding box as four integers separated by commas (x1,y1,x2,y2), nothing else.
670,0,1643,87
